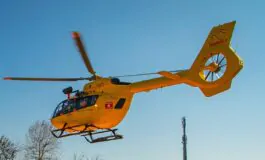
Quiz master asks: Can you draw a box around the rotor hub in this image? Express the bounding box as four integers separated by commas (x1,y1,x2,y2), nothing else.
200,53,227,82
204,62,219,72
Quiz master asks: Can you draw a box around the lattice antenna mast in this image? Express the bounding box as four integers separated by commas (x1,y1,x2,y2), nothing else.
182,117,187,160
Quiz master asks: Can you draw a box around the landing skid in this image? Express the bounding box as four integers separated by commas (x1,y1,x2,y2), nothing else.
50,123,123,143
82,128,123,143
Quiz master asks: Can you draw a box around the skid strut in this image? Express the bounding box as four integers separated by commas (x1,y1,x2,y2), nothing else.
51,123,123,143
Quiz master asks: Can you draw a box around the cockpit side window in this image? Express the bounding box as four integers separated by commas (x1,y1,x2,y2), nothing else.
79,95,98,108
53,95,99,118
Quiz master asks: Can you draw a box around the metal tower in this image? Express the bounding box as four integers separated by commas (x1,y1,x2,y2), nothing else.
182,117,187,160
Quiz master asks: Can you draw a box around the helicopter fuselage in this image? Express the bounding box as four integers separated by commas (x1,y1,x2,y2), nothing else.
50,78,135,132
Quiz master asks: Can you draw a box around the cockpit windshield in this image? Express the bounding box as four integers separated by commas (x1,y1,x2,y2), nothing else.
52,95,98,118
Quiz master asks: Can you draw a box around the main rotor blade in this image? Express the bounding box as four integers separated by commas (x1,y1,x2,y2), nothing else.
3,77,92,81
72,32,96,76
111,69,186,78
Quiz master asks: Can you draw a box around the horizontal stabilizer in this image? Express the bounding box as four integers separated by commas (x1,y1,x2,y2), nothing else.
158,71,180,80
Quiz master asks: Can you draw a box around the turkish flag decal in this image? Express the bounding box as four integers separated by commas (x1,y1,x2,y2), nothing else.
105,102,113,109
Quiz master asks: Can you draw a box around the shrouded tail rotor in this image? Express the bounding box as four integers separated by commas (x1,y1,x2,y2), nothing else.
184,21,243,96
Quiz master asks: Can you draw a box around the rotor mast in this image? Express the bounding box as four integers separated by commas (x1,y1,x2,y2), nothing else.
182,117,187,160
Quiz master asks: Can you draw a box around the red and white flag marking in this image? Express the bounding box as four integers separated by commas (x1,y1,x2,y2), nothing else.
105,102,113,109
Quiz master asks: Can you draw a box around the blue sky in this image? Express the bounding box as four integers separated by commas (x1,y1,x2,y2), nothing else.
0,0,264,160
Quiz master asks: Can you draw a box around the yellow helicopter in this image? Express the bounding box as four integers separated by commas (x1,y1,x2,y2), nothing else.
3,21,243,143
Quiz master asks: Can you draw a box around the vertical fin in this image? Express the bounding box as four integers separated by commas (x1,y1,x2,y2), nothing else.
184,21,243,96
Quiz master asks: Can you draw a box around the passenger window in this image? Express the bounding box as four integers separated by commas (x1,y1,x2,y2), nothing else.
78,95,98,109
75,99,81,110
80,98,88,108
90,96,97,105
115,98,126,109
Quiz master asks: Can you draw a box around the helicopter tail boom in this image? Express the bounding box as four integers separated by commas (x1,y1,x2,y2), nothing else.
130,21,243,97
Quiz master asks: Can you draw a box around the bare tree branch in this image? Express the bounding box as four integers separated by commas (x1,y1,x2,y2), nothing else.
24,120,60,160
0,135,19,160
73,153,103,160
